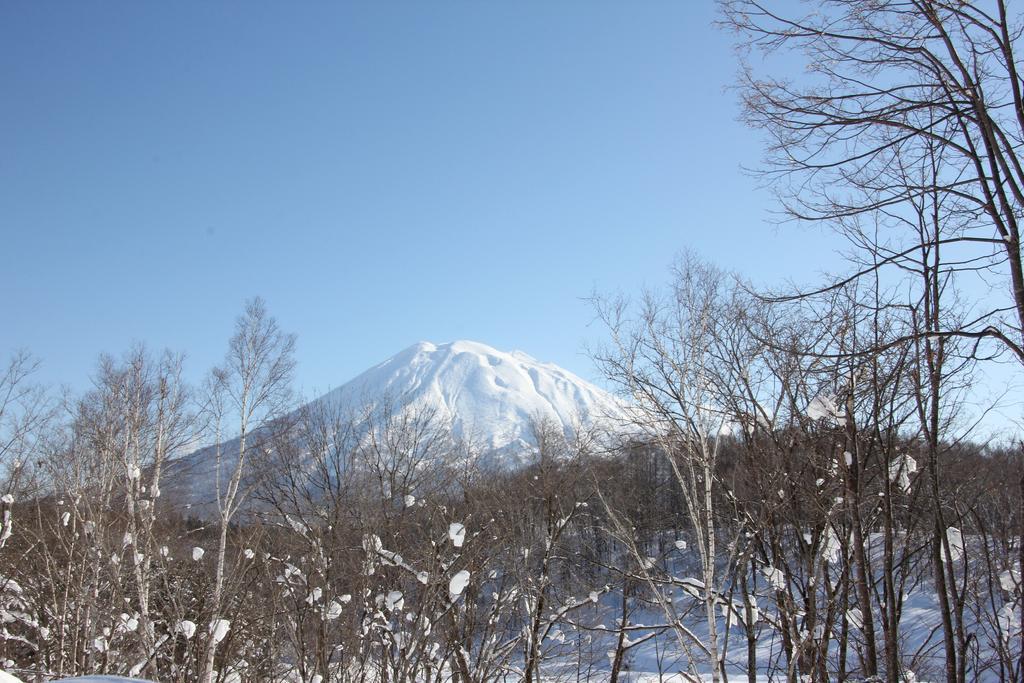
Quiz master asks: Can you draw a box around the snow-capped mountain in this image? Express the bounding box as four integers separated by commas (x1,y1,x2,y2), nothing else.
313,340,624,452
168,341,626,509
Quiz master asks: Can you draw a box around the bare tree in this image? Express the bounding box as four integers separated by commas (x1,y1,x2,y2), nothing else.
0,352,50,670
199,298,295,683
0,351,50,508
14,347,194,678
592,254,749,682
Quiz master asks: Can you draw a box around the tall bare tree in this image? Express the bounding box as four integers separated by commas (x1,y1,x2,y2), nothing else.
0,351,50,507
592,254,747,682
199,298,295,683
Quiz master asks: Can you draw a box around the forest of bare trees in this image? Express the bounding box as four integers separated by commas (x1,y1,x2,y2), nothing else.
0,250,1018,681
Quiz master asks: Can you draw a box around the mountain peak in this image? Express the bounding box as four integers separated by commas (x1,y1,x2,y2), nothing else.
321,339,622,455
400,339,536,361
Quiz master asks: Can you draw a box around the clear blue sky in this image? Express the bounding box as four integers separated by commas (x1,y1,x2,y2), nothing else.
1,1,841,396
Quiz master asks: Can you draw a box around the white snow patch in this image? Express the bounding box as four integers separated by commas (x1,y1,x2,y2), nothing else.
449,570,471,599
448,522,466,548
176,620,196,639
209,618,230,644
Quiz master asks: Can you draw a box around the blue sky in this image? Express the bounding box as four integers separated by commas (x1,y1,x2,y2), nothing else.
1,1,842,396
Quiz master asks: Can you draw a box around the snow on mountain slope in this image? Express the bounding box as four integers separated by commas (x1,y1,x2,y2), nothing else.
314,340,624,452
167,341,626,508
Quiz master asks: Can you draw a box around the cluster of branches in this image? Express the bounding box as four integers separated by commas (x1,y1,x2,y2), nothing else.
720,0,1024,365
590,251,1022,682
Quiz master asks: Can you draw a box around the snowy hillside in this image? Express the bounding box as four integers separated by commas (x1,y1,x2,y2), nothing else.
313,340,625,452
168,340,627,508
